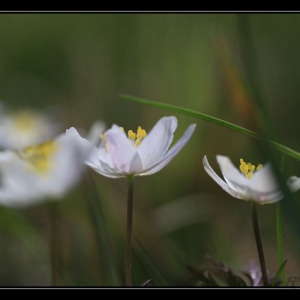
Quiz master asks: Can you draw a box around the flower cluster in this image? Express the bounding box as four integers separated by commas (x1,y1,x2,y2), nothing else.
1,100,300,287
0,108,196,208
0,103,106,207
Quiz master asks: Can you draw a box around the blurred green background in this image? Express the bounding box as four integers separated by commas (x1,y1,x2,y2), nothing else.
0,12,300,286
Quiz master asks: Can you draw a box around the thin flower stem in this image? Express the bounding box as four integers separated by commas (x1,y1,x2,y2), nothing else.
125,175,134,286
276,203,287,286
251,202,268,286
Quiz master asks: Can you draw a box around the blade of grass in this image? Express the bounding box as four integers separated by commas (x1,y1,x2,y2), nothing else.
120,94,300,162
270,258,287,286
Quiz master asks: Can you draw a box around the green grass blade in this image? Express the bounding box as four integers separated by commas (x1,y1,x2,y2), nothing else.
120,94,300,161
270,258,287,286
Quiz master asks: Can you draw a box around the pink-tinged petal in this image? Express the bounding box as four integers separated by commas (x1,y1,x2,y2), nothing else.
104,125,143,174
203,155,246,199
139,124,196,176
138,116,178,169
87,160,125,178
85,145,124,178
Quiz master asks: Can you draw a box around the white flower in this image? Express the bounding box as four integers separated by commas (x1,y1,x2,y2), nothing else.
0,126,95,208
203,155,300,204
0,107,62,150
85,116,196,178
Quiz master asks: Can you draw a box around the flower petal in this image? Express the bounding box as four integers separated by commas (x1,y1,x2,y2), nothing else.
85,120,106,146
286,176,300,192
249,163,279,192
216,155,250,196
140,123,196,176
104,125,143,174
137,116,178,169
0,127,91,207
203,155,246,199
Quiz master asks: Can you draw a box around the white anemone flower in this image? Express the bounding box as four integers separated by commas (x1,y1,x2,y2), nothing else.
0,108,62,150
85,116,196,178
203,155,300,205
0,125,97,208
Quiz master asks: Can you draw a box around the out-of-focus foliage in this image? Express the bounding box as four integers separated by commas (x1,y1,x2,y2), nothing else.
0,13,300,287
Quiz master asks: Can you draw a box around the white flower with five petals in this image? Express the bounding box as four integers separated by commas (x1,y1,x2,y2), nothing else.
0,123,103,208
203,155,300,205
85,116,196,178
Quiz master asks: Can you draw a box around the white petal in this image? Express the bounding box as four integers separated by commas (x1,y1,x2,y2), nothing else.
216,155,250,196
103,125,143,174
85,120,106,145
287,176,300,192
203,155,246,199
86,160,125,178
138,116,178,169
139,124,196,176
249,163,279,192
0,128,89,207
216,156,282,204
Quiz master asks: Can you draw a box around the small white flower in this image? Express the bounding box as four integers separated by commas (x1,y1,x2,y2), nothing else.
0,125,96,208
203,155,300,204
0,107,62,150
85,116,196,178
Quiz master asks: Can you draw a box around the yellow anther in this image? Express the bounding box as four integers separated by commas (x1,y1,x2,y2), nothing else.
137,126,147,140
121,125,147,147
128,130,136,140
247,173,253,179
239,158,263,179
257,164,263,171
100,133,108,153
120,127,124,132
20,140,58,174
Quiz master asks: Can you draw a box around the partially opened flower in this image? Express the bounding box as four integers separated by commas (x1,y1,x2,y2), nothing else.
0,126,95,208
0,107,62,150
83,115,196,286
85,116,196,178
203,155,300,205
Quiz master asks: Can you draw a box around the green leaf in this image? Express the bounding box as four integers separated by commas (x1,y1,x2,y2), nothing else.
121,94,300,162
270,258,287,286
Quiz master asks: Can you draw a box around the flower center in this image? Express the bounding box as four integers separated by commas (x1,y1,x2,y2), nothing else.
12,111,37,132
126,126,147,146
100,126,147,152
18,140,58,174
239,158,263,179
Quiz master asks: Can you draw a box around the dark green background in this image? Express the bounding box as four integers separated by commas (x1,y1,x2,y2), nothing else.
0,13,299,286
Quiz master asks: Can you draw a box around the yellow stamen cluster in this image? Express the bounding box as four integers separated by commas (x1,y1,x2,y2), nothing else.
239,158,263,179
100,126,147,151
127,126,147,146
19,140,58,174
